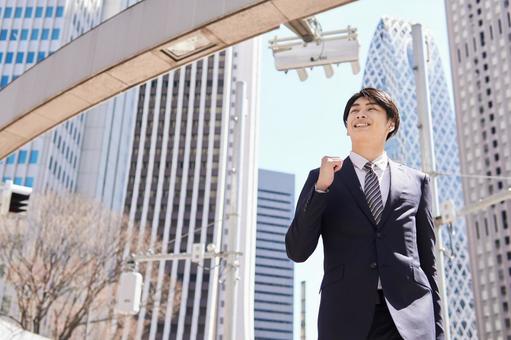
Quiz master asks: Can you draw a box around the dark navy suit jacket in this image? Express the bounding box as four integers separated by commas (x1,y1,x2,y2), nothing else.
285,157,444,340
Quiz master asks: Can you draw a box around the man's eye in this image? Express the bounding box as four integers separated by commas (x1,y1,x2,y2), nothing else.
350,110,358,114
368,107,375,111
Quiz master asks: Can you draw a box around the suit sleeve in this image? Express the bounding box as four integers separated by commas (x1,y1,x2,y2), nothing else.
285,169,328,263
416,174,445,340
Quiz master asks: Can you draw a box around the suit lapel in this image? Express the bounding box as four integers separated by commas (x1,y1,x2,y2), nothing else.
378,159,404,228
337,156,404,229
338,157,377,226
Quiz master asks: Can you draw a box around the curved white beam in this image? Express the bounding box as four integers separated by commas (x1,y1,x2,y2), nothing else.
0,0,355,158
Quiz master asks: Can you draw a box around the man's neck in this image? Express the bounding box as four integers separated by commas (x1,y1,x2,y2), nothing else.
351,145,385,162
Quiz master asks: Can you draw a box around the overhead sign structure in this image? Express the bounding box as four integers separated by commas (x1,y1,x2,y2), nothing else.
269,25,360,81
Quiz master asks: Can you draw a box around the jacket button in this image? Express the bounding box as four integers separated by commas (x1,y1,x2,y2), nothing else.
376,232,382,238
370,262,377,269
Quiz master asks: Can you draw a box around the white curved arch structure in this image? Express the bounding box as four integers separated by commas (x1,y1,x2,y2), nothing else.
0,0,354,159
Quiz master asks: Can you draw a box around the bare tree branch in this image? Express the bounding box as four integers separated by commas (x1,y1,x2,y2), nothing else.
0,192,181,339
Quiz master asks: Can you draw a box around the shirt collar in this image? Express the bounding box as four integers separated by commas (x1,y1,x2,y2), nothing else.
349,151,388,172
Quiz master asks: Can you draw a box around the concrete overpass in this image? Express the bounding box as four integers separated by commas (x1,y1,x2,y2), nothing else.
0,0,355,159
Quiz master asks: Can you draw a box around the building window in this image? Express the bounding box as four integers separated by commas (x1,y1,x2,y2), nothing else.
13,177,22,185
15,52,24,64
56,6,64,17
6,154,15,164
45,7,53,18
51,29,60,40
18,150,27,163
29,150,38,164
35,7,43,18
31,29,39,40
8,30,18,41
24,7,33,18
0,30,7,41
27,52,35,63
14,7,22,18
24,177,34,188
3,52,12,63
0,76,8,88
37,52,45,62
502,211,508,229
20,29,28,40
3,7,12,18
41,29,49,40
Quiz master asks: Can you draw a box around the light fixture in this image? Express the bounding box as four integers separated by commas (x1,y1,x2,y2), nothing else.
162,31,216,61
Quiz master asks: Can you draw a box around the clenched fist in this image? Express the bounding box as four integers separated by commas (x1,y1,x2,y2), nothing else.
316,156,343,191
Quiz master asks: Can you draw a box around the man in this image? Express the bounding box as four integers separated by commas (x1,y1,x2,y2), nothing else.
285,88,444,340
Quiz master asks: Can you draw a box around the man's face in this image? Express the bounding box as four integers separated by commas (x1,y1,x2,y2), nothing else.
346,96,394,144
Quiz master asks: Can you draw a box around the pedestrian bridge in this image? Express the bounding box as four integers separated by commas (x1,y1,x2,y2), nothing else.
0,0,354,159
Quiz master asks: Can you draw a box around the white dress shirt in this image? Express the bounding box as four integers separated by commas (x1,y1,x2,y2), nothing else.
315,151,390,290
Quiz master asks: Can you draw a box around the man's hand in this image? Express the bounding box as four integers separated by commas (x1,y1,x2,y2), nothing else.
316,156,343,191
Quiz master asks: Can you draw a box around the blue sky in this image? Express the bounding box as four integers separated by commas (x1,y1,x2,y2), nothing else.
257,0,453,338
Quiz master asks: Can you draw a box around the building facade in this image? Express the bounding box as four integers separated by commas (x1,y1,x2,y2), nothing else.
0,0,104,318
0,0,107,194
115,39,260,340
254,169,294,340
362,17,478,339
445,0,511,338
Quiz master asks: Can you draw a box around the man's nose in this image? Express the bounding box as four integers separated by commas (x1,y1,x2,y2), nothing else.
356,112,367,119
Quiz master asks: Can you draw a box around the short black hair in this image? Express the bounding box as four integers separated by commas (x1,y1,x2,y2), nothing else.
342,87,400,140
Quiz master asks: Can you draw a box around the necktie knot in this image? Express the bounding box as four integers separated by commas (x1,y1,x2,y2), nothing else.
364,162,374,172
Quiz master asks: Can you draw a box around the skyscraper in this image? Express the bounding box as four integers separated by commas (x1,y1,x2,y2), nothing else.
255,169,295,340
116,39,260,340
0,0,106,194
0,0,104,319
362,17,478,339
445,0,511,338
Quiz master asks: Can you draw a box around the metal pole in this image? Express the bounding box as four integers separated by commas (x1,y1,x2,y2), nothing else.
300,281,306,340
411,23,451,340
222,81,247,340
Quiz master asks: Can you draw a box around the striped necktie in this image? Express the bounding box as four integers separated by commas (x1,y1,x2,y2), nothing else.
363,162,383,224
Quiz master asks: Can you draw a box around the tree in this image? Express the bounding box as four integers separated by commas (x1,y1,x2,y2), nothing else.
0,192,181,339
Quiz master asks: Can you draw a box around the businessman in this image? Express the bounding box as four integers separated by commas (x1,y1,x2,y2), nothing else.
285,88,444,340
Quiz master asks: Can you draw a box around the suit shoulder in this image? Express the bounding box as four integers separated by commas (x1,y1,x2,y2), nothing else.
310,167,320,175
395,162,427,179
